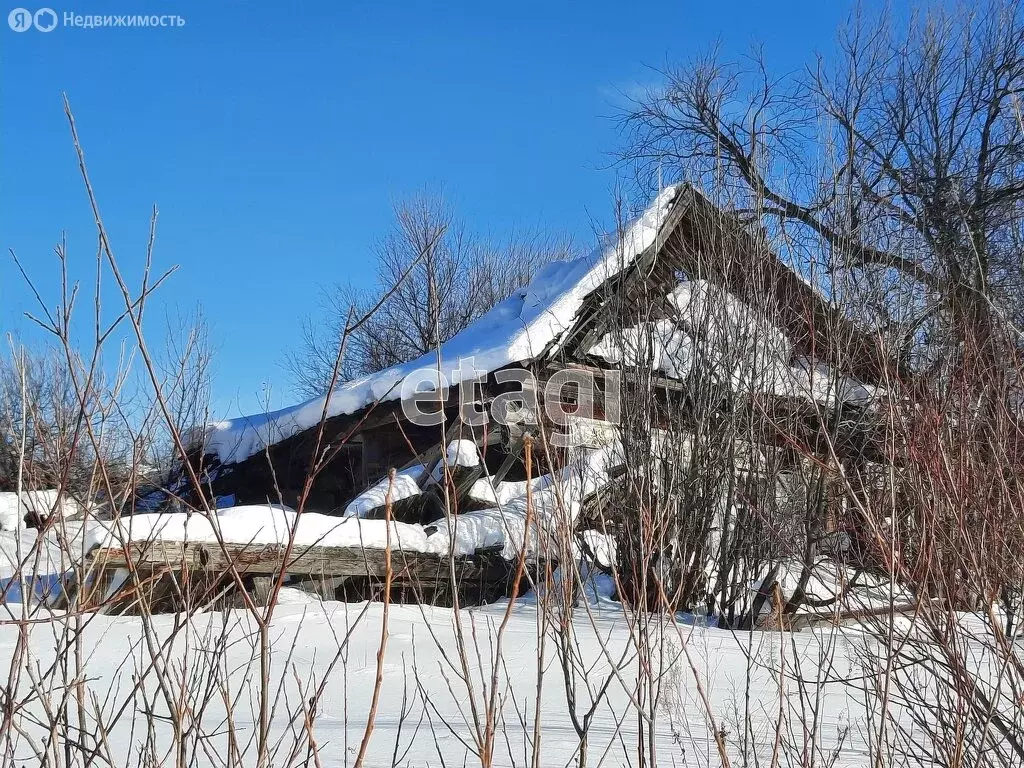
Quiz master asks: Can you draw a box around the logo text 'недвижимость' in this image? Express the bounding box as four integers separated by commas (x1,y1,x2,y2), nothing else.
8,8,185,31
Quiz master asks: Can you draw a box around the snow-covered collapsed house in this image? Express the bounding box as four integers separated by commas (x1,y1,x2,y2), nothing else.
71,183,902,616
190,185,889,530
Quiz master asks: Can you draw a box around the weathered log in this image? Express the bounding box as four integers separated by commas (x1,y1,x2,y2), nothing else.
91,541,505,580
84,540,530,613
786,599,943,630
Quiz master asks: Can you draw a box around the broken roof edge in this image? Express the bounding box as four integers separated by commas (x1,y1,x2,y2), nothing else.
203,185,686,466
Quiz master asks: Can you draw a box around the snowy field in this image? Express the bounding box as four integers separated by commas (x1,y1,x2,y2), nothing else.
0,499,941,768
0,590,887,768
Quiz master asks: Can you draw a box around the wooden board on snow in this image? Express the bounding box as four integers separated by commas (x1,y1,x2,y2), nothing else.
84,540,520,614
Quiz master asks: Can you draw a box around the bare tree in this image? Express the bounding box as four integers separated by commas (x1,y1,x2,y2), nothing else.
612,7,1024,762
285,194,572,397
0,344,121,497
621,0,1024,371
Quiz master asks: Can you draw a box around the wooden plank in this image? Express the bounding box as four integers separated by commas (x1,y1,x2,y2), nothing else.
288,574,350,600
415,416,469,490
490,450,520,485
786,599,942,630
89,541,511,584
85,541,552,612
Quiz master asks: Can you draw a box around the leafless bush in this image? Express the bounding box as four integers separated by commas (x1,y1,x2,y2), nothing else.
614,1,1024,764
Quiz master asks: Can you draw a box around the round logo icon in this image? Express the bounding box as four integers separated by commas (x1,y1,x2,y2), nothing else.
33,7,57,31
7,7,33,31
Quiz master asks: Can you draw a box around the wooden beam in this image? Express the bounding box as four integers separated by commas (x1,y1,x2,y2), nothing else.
90,541,512,584
414,416,469,490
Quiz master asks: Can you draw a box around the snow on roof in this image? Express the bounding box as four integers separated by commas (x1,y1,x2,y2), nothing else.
589,279,879,407
205,186,683,465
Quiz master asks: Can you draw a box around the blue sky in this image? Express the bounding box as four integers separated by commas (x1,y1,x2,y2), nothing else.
2,0,877,418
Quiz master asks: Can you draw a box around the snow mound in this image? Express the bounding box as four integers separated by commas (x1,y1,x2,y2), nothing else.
468,476,547,507
0,490,83,532
434,444,622,559
0,526,90,581
444,439,479,468
753,559,914,616
343,465,425,518
429,439,481,482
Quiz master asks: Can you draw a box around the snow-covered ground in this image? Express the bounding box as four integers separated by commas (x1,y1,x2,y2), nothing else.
0,488,1004,766
0,505,883,766
0,594,876,767
0,516,1012,766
